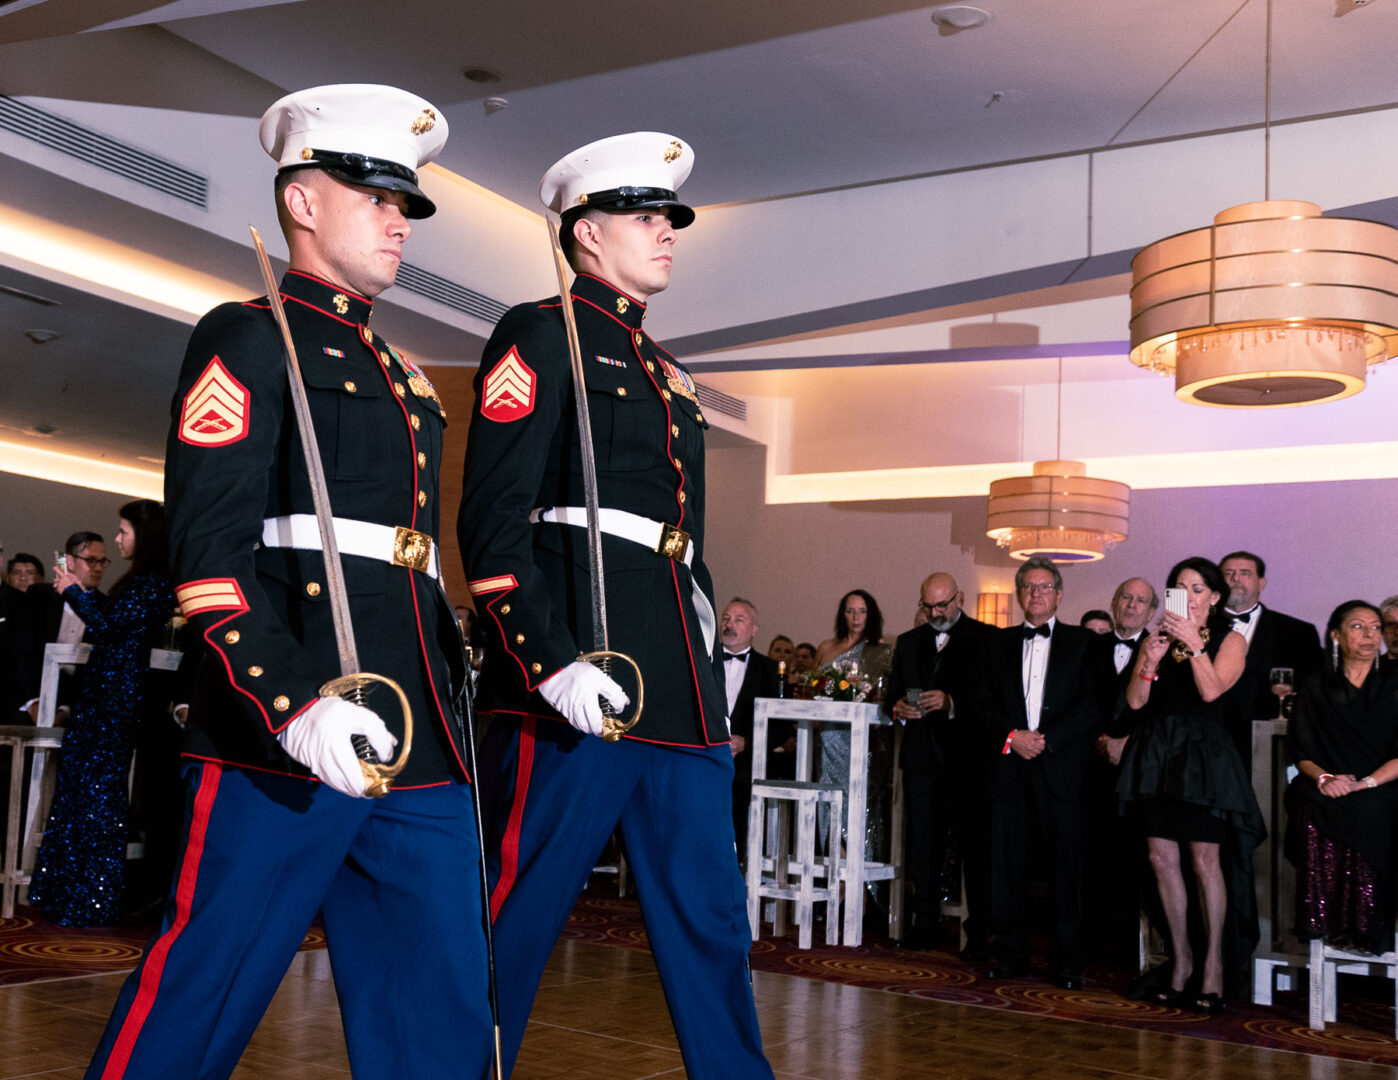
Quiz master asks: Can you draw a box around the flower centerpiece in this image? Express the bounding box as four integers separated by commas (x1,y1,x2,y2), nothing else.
804,659,874,703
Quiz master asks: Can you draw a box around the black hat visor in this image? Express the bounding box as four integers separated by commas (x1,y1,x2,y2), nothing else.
292,149,436,218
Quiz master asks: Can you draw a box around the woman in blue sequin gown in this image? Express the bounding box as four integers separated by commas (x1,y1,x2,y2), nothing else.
29,500,173,926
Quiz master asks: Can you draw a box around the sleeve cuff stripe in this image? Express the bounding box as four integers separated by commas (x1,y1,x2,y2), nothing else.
176,578,249,617
468,575,518,596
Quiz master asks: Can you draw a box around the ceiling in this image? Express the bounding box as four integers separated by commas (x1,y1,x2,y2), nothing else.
1,0,1397,481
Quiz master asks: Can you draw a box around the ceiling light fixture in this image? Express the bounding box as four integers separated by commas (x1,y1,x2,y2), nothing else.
930,5,991,32
1128,0,1398,407
984,358,1129,563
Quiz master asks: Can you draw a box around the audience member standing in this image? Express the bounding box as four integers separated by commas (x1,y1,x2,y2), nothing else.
1218,551,1321,768
885,572,996,957
1285,600,1398,956
29,501,173,925
716,598,782,859
1117,557,1264,1013
984,558,1100,989
1380,594,1398,669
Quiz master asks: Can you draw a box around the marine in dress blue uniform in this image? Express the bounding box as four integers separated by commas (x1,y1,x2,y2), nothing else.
84,85,493,1080
459,132,774,1079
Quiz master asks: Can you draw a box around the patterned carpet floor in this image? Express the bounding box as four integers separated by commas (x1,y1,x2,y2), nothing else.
4,896,1397,1065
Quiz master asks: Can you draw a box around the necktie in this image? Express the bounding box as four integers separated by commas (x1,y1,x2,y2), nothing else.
724,651,749,663
1023,624,1050,640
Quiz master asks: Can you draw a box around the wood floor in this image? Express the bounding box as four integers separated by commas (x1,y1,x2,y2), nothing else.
3,937,1392,1079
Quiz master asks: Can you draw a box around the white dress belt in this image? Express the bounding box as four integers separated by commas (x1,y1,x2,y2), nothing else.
529,505,694,568
260,514,440,580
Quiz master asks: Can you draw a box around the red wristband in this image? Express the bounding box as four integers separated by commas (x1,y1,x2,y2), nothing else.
1002,731,1016,755
1138,670,1158,682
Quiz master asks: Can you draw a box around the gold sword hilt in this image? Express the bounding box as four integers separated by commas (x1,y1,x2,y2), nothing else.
577,650,644,742
320,672,414,798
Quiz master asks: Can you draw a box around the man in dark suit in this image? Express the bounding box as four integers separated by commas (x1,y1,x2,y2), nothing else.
1218,551,1321,768
1084,576,1157,967
984,557,1101,989
1382,595,1398,671
715,597,783,859
885,572,996,955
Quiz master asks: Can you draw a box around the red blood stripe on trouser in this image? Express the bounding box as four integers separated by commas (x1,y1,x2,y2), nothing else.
100,763,221,1080
490,717,536,919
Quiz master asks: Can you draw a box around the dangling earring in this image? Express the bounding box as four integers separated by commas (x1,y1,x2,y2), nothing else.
1331,639,1340,670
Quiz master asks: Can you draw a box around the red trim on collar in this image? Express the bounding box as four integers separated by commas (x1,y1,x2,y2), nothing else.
573,272,647,312
284,269,371,304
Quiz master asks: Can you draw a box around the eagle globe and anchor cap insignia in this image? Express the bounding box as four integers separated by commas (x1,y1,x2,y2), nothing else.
179,356,250,446
480,345,536,422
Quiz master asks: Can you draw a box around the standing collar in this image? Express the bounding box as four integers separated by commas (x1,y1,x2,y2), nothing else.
571,273,647,329
280,269,373,324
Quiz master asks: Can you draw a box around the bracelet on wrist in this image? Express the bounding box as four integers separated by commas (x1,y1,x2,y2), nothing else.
1002,731,1016,756
1138,669,1158,682
1318,773,1334,787
1363,775,1379,789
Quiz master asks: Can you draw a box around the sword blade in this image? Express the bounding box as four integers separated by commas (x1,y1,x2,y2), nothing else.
249,226,360,676
546,220,609,653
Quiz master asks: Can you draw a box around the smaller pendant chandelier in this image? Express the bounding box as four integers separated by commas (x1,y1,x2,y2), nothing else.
1128,0,1398,408
986,459,1130,563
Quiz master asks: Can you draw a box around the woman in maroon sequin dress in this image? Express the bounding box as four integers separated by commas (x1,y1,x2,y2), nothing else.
1285,600,1398,956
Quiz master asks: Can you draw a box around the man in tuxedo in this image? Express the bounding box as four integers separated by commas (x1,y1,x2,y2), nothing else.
984,557,1101,989
1380,595,1398,668
716,598,783,858
1084,576,1157,966
885,572,996,956
1218,551,1321,767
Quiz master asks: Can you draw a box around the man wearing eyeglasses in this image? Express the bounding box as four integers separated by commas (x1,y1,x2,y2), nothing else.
17,531,109,723
885,572,996,956
983,557,1101,990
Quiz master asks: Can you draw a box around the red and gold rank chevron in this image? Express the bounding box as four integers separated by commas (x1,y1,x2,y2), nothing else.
480,346,535,423
175,578,249,618
468,574,518,596
179,356,249,447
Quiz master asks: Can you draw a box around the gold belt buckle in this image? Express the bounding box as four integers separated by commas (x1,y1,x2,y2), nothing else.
393,526,433,572
656,523,690,562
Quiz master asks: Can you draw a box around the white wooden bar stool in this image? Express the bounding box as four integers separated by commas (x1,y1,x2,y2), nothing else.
1308,936,1398,1038
745,779,842,949
1,725,66,919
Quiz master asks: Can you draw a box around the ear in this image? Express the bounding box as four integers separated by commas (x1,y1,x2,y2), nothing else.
282,177,317,232
572,215,604,259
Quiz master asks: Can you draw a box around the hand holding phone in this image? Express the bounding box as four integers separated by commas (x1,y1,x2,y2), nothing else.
1164,588,1188,619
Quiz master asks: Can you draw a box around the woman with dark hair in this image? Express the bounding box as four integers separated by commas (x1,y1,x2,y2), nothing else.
1116,556,1264,1015
29,499,174,925
1285,600,1398,955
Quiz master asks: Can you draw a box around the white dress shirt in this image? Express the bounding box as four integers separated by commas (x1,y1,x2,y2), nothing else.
1021,616,1055,732
1227,604,1261,647
723,650,749,714
1113,631,1143,675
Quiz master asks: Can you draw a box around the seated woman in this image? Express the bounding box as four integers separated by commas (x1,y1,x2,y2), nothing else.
1116,556,1264,1015
1285,600,1398,956
29,500,174,926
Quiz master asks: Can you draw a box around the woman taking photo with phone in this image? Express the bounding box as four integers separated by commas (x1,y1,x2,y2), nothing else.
29,499,174,926
1116,556,1265,1015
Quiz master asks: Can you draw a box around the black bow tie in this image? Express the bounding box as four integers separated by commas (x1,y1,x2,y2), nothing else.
724,651,750,663
1115,634,1138,646
1023,624,1051,640
1231,609,1255,624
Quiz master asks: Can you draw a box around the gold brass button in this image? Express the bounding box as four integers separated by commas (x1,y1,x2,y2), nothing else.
380,351,391,366
273,695,290,712
394,382,406,397
672,424,680,437
661,389,671,401
416,490,426,507
617,386,627,397
531,662,542,674
673,457,682,469
248,665,263,677
515,633,525,644
343,381,357,393
634,332,642,346
646,361,655,373
678,491,686,503
500,604,511,614
224,630,240,645
696,412,705,423
411,414,421,430
417,451,427,468
306,582,321,597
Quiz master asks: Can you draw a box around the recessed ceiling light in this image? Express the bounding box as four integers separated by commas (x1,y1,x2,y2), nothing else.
931,5,991,32
463,67,502,84
24,328,60,344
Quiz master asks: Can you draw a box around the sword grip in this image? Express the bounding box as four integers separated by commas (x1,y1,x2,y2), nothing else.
352,733,382,765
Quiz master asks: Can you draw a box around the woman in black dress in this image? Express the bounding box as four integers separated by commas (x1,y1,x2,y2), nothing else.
1285,600,1398,955
1117,556,1264,1014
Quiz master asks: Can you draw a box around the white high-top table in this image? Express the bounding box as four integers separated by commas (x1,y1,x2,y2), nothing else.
751,698,902,946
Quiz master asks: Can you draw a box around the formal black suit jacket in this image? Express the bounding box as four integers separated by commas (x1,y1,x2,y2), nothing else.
714,647,789,781
1093,631,1146,739
1220,605,1321,763
884,614,996,775
984,620,1101,800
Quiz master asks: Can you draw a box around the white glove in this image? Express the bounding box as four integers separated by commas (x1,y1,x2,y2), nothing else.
539,661,629,737
276,696,397,797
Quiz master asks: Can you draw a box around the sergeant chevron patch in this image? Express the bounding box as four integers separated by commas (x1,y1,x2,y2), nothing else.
178,356,249,447
480,346,535,422
175,578,249,618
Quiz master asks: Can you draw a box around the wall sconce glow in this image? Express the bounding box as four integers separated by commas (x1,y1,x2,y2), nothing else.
0,206,241,321
0,440,163,499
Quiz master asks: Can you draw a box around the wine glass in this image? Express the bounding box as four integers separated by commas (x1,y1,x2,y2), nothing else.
1269,667,1295,719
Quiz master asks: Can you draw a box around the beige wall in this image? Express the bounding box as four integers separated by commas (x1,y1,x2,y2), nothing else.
704,441,1398,650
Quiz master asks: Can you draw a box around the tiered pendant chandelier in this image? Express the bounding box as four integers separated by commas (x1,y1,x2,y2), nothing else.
986,459,1129,563
1128,1,1398,407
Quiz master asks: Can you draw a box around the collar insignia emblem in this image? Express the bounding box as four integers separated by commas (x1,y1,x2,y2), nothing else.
616,296,630,315
332,293,350,316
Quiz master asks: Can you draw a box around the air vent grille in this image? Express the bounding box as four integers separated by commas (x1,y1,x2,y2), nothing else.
395,262,509,323
0,95,208,207
695,382,746,421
